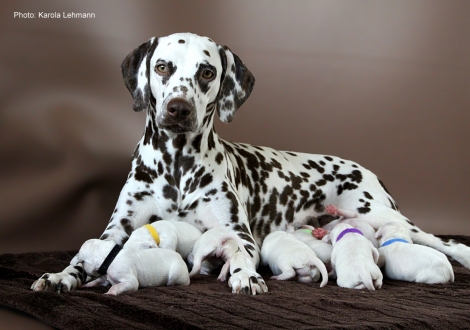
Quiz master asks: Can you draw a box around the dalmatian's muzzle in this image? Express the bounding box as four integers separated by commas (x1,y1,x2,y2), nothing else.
160,97,197,133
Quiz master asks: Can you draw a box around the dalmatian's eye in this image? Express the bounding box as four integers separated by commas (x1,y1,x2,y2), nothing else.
202,70,215,80
155,64,168,74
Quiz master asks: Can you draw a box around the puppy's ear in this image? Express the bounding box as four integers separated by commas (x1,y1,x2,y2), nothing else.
140,242,158,249
375,227,383,240
216,45,255,123
121,37,158,112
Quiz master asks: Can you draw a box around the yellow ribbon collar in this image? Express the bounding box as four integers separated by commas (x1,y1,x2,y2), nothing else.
143,224,160,245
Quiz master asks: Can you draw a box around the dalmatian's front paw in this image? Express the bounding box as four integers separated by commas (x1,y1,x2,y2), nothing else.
31,273,78,293
228,269,268,295
31,264,86,293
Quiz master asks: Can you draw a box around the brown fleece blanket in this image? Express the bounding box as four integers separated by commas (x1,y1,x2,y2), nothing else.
1,235,470,330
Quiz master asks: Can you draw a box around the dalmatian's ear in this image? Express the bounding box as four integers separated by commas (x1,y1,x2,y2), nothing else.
216,46,255,123
121,37,158,112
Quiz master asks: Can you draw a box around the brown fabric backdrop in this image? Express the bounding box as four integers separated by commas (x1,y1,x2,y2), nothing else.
1,0,469,253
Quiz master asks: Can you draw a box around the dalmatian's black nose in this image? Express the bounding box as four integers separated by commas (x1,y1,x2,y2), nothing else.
167,98,193,120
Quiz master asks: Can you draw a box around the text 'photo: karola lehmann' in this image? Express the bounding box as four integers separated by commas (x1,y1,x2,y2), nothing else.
14,11,96,19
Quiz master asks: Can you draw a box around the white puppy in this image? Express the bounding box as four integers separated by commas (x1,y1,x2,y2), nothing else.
293,225,333,266
71,239,190,295
188,227,250,280
123,220,202,260
261,230,328,286
323,204,379,248
375,222,454,284
324,223,382,290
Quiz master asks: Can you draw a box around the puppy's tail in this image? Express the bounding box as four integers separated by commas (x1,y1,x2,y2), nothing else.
188,255,203,278
311,257,329,288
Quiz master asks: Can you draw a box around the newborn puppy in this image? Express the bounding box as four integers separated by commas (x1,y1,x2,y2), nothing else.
375,222,454,284
324,223,382,290
261,230,328,286
71,239,190,295
294,225,333,266
188,227,250,280
124,220,202,260
323,204,379,248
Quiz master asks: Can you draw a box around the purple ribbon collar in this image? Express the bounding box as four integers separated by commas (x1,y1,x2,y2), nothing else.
336,228,363,243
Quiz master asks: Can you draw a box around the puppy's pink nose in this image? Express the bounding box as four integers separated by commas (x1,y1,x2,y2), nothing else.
167,98,192,119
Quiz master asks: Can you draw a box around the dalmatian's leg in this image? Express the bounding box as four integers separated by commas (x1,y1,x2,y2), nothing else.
31,264,88,293
225,221,266,293
213,174,268,294
225,224,267,294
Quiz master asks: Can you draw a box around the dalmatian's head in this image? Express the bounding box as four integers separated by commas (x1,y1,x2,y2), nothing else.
121,32,255,134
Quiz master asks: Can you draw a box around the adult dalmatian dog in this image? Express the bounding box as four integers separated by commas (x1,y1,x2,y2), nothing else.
31,32,470,295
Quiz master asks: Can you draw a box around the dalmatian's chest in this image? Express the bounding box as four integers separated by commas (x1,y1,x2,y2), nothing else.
130,140,232,229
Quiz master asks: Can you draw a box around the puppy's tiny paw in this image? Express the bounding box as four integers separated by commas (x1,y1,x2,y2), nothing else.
312,228,328,239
